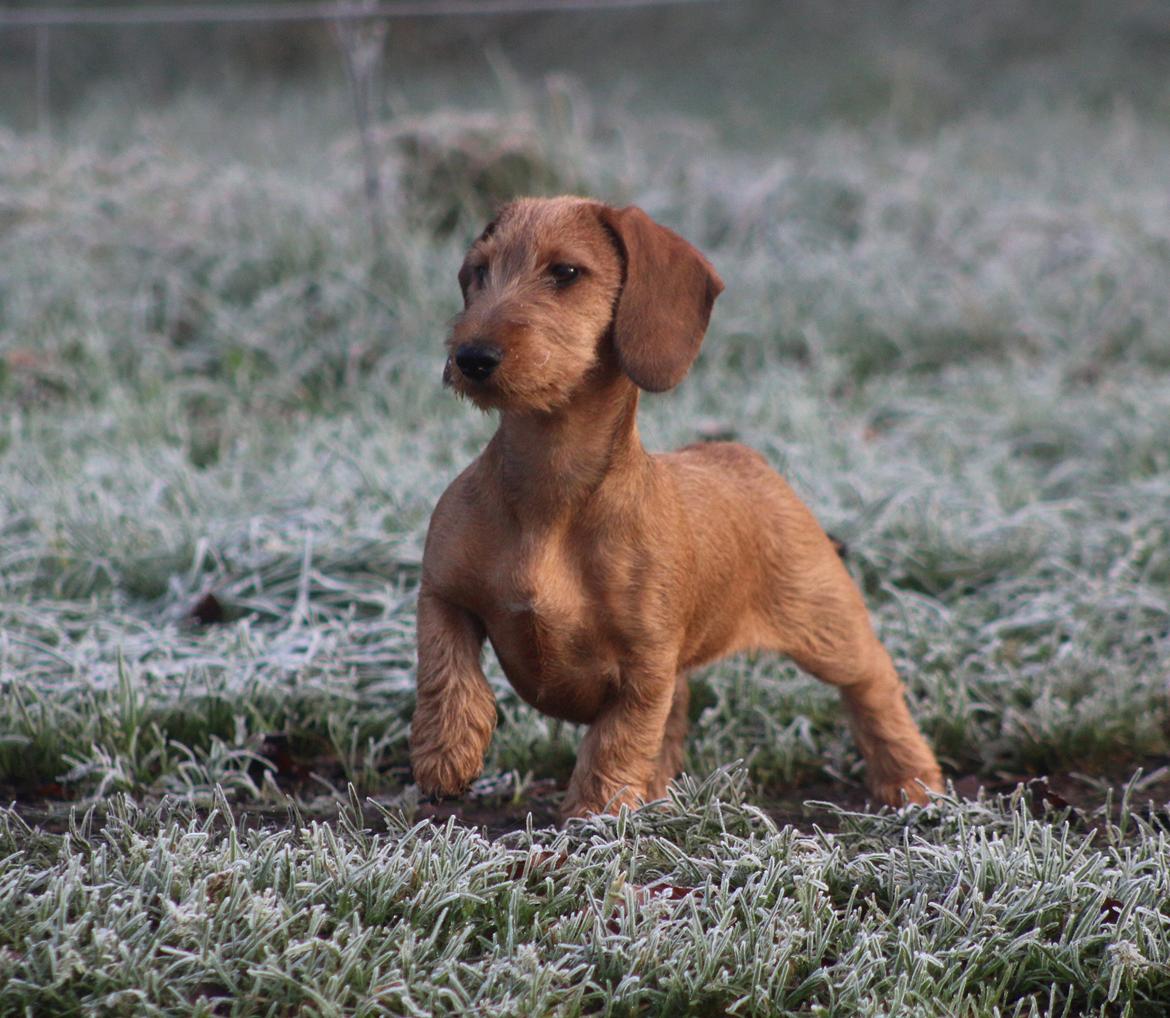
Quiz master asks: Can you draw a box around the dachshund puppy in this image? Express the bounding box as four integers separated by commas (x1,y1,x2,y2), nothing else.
411,196,943,817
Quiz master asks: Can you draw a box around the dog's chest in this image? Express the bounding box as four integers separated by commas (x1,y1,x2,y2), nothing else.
480,535,619,723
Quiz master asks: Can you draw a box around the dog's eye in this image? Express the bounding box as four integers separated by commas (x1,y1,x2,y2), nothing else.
549,264,581,288
474,264,488,288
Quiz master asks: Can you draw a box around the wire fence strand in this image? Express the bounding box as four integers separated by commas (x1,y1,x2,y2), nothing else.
0,0,725,29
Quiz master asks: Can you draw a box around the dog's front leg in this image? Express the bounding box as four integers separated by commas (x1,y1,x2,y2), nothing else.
410,590,497,798
561,660,677,818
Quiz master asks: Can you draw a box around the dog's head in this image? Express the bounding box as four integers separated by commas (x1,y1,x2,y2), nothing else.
445,196,724,412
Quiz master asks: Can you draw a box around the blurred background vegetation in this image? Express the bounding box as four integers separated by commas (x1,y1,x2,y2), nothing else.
3,0,1170,140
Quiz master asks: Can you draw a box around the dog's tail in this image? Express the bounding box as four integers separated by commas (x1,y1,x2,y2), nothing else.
827,533,849,560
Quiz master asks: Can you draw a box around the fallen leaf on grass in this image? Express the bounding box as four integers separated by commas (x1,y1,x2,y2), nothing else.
188,592,225,626
606,877,704,932
1026,777,1083,823
506,850,569,881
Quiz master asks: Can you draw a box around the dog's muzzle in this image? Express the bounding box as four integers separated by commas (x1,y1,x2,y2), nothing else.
454,343,503,382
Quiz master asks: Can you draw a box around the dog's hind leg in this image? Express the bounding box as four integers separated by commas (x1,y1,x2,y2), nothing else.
765,541,943,806
812,635,943,806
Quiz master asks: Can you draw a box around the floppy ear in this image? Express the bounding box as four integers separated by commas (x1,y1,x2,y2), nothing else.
597,204,724,392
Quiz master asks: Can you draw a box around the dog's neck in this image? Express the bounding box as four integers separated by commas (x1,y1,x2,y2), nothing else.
490,372,646,525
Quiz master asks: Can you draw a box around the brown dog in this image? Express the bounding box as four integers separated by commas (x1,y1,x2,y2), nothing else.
411,196,943,817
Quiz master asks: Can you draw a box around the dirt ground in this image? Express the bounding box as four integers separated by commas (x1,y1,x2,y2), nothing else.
8,758,1170,841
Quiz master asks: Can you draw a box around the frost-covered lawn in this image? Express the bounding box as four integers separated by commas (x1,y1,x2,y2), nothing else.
2,771,1169,1017
2,3,1170,1011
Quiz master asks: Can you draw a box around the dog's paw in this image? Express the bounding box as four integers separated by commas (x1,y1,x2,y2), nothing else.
410,746,484,799
869,766,944,807
560,779,644,820
409,693,496,798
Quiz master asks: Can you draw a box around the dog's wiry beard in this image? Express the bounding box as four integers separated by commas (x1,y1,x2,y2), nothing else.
444,340,600,416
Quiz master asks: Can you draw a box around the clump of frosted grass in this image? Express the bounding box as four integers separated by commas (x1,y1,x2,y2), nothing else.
1,768,1168,1016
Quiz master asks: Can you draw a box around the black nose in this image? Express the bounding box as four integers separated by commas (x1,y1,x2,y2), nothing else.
454,343,502,382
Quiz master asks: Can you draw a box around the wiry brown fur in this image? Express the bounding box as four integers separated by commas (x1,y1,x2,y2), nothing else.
411,196,944,818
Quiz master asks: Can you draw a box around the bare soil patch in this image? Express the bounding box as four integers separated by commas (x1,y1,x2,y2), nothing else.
8,758,1170,841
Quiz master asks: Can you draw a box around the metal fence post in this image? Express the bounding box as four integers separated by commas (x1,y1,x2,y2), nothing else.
334,9,389,258
35,24,51,143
